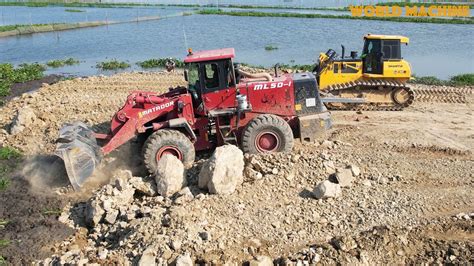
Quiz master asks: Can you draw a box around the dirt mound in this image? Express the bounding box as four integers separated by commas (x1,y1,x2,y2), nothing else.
0,71,186,154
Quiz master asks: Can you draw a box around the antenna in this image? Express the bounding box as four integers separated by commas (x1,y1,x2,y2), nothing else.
182,25,189,52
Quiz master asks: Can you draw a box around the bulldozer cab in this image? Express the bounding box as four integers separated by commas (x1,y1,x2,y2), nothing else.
184,48,237,113
362,34,408,75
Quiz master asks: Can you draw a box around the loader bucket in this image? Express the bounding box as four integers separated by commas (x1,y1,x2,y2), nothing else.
55,122,102,190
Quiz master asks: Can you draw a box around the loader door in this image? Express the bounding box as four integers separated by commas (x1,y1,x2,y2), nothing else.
199,59,237,112
362,39,383,74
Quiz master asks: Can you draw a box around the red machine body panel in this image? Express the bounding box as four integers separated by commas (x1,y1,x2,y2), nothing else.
238,74,296,117
184,48,235,63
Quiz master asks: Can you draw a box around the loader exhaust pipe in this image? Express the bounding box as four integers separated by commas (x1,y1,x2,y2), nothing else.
341,45,345,59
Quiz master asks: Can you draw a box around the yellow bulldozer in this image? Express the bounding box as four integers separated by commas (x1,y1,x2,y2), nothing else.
315,34,415,110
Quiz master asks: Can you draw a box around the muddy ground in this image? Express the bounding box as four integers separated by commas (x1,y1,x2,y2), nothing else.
0,71,472,264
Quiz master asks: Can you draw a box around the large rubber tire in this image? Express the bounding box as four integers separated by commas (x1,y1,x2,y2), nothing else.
241,114,294,154
142,129,195,174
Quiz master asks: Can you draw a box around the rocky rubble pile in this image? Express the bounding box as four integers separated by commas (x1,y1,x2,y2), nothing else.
284,214,473,265
33,127,473,265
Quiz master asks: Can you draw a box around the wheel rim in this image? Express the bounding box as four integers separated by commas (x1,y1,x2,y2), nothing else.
255,132,279,152
392,88,410,105
156,146,182,162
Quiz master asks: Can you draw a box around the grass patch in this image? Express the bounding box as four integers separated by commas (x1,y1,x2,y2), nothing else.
42,208,62,215
0,63,46,96
264,45,278,51
65,8,85,12
449,73,474,86
0,220,9,229
0,178,9,191
0,147,21,160
197,9,474,24
137,58,184,69
411,73,474,86
96,59,130,70
46,58,80,68
0,239,9,248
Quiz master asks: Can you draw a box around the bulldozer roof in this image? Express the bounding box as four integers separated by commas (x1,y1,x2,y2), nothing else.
364,34,409,44
184,48,235,63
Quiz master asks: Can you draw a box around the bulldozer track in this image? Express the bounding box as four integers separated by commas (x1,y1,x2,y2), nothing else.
323,79,415,111
413,86,473,104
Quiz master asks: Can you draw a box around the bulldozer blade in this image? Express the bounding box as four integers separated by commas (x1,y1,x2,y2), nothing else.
55,122,102,190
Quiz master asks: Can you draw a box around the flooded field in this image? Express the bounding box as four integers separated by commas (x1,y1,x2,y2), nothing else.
0,4,473,78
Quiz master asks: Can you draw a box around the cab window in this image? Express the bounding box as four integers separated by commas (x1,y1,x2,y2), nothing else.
204,63,219,90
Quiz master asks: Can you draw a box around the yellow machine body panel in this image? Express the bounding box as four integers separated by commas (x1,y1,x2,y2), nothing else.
318,57,411,90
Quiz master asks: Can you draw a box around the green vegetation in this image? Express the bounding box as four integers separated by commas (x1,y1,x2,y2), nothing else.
278,63,314,72
197,9,474,24
0,220,9,229
0,178,9,191
42,208,62,215
0,22,108,37
137,58,185,69
449,73,474,86
0,239,9,248
226,4,347,11
0,147,21,160
65,8,85,12
46,58,80,68
264,45,278,51
411,73,474,86
96,59,130,70
0,63,45,96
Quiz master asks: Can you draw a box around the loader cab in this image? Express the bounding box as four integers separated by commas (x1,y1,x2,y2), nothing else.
362,34,408,75
184,48,237,114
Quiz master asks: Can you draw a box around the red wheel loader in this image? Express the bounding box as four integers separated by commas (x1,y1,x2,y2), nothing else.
55,48,332,190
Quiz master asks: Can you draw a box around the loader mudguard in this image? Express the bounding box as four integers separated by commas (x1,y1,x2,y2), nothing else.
167,117,196,141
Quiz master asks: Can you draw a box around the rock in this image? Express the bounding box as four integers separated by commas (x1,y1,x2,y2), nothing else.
175,253,193,266
313,180,342,199
323,161,335,174
10,106,36,135
248,255,273,266
335,168,355,187
139,246,156,266
170,239,182,251
199,231,210,241
198,145,244,194
244,167,263,181
104,209,119,224
349,164,361,177
320,140,334,148
98,248,108,260
85,200,105,227
155,154,186,197
174,187,194,204
332,236,357,251
130,176,157,196
362,179,372,187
